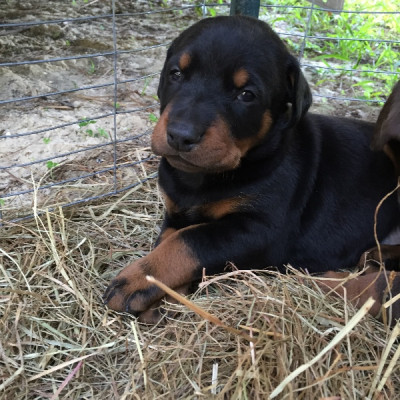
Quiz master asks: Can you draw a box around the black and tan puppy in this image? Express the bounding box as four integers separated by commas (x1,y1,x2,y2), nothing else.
104,16,400,321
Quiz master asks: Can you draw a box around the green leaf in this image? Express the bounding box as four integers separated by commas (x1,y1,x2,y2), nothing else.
46,161,59,170
148,113,159,123
97,127,108,138
79,119,96,127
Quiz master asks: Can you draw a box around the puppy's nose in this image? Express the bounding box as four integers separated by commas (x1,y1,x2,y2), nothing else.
167,121,203,152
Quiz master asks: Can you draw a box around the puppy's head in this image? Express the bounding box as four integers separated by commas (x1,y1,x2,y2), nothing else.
152,16,312,174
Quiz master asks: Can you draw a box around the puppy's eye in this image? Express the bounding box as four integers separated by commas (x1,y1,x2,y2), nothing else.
237,90,255,102
170,69,182,81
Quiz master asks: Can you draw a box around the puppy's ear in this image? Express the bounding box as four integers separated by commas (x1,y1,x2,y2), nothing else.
286,57,312,127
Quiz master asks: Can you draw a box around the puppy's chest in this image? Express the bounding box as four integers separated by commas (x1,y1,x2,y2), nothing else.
163,192,248,226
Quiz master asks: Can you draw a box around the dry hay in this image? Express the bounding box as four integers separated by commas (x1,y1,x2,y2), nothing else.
1,177,400,399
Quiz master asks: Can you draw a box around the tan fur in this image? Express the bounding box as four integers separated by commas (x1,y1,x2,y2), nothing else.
106,226,201,313
235,110,273,154
233,68,249,88
201,197,248,219
179,52,191,70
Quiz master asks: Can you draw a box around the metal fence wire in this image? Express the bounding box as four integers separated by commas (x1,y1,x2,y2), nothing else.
1,0,399,223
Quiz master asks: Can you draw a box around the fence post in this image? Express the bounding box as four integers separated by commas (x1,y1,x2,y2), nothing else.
230,0,260,17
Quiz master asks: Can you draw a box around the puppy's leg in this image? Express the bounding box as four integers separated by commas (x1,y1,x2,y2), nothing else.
103,216,267,319
316,269,400,324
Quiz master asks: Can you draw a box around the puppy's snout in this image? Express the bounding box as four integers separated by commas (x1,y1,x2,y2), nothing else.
167,121,203,152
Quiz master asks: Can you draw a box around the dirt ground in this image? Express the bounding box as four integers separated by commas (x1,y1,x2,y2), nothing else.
0,0,384,219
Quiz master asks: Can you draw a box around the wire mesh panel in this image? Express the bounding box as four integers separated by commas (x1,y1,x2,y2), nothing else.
1,0,399,223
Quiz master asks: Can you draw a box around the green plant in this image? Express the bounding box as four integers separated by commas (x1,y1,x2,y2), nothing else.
195,0,226,17
96,127,109,139
43,137,51,144
351,80,382,101
46,161,58,169
141,77,153,96
148,113,159,123
88,60,96,74
78,118,109,138
79,119,96,136
85,127,109,138
72,0,89,5
78,119,96,128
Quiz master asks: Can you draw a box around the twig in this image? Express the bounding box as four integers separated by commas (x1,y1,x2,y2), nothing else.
146,275,256,343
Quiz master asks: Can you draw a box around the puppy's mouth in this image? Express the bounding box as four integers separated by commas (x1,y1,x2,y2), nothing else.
164,154,207,173
156,147,231,174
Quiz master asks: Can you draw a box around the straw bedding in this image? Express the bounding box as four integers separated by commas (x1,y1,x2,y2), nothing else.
1,168,400,399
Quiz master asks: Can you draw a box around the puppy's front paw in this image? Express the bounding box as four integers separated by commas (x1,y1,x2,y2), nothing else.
103,260,163,316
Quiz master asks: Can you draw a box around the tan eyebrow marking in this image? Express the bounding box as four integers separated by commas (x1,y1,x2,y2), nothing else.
179,52,191,70
233,68,249,88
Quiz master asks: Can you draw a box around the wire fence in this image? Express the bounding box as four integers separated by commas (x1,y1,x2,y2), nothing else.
1,0,399,223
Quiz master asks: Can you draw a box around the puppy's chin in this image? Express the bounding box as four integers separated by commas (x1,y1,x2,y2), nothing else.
164,154,241,174
164,155,205,173
152,137,242,174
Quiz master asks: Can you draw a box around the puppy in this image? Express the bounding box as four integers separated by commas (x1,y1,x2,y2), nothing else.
104,16,400,322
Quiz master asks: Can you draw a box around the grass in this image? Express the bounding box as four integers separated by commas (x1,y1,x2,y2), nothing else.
261,0,400,101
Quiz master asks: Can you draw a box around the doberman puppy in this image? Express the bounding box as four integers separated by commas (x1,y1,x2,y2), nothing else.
103,16,400,323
